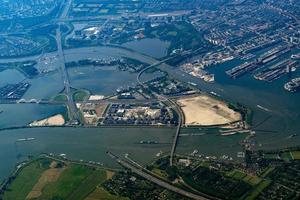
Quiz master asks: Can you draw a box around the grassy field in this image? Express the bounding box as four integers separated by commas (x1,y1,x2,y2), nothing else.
260,167,275,178
85,187,129,200
243,176,262,186
281,152,293,161
38,165,103,200
2,158,126,200
73,90,89,101
66,169,107,200
263,153,278,160
229,170,246,180
290,151,300,160
152,168,168,178
263,151,300,161
53,93,68,102
2,159,51,200
245,180,271,200
227,170,261,186
167,31,178,36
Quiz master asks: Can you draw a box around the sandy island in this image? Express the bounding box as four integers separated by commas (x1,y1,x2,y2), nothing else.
29,114,65,127
177,95,242,126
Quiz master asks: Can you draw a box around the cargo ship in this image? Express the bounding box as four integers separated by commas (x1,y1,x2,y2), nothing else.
16,138,35,142
284,77,300,93
139,140,159,144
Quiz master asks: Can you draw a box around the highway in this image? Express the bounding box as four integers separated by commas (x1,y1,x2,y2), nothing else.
55,28,78,121
0,97,159,105
168,99,184,166
136,54,187,166
60,0,73,19
107,151,213,200
55,0,79,121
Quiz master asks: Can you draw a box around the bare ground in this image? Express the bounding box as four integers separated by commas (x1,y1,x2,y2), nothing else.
177,95,241,126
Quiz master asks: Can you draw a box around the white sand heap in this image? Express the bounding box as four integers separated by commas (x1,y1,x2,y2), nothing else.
89,95,105,101
29,114,65,126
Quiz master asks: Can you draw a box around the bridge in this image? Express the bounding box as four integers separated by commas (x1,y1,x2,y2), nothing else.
16,98,41,104
136,54,188,166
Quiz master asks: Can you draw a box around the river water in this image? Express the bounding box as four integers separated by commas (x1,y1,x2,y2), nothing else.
122,38,170,59
1,45,300,181
160,57,300,150
0,127,174,180
0,104,67,129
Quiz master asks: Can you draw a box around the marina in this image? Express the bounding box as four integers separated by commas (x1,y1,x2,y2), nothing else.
226,45,292,79
254,60,298,82
0,81,31,100
226,62,256,78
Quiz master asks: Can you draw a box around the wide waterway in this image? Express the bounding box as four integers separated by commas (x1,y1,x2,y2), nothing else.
0,127,174,180
0,104,67,129
0,126,246,181
1,45,300,180
160,59,300,150
122,38,170,59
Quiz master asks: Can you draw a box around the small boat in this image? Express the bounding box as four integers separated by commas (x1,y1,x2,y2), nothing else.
288,134,297,139
188,82,197,86
210,91,220,97
291,54,300,59
257,105,270,112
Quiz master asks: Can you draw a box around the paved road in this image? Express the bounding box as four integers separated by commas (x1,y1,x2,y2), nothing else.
168,99,184,166
107,151,212,200
136,53,188,166
0,97,160,105
60,0,72,19
55,0,80,121
55,28,78,121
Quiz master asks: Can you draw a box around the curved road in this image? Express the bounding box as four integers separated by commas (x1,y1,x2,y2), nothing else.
136,55,185,166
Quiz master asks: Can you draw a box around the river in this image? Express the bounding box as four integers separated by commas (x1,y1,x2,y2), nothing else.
1,45,300,181
0,127,174,180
